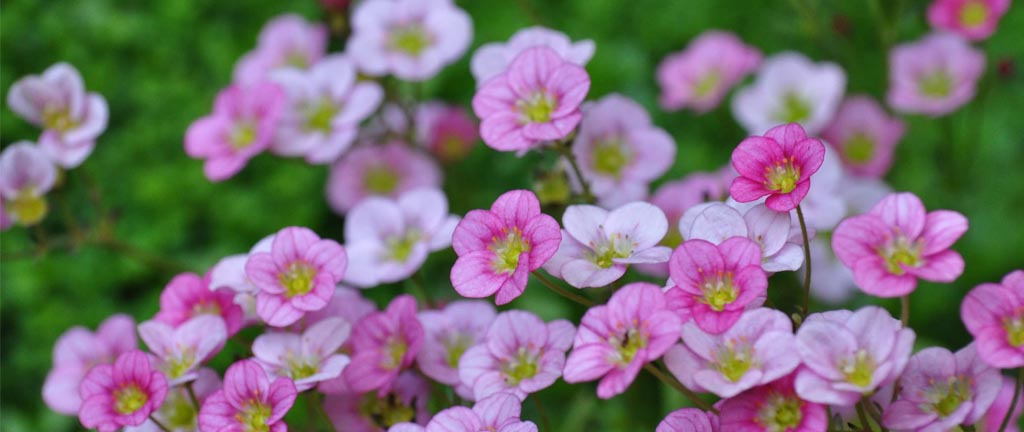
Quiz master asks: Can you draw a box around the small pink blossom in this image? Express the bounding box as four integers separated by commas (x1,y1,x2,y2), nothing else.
343,295,424,396
471,26,594,85
820,95,906,178
154,272,245,336
43,314,136,415
0,141,57,227
233,14,328,84
138,315,227,385
253,317,351,391
888,33,985,117
126,368,220,432
198,359,297,432
414,102,479,163
208,235,276,326
657,408,719,432
656,30,762,113
732,52,846,135
389,392,537,432
417,301,497,399
975,375,1024,432
326,142,442,214
684,202,805,273
78,350,168,432
961,269,1024,368
729,123,827,212
927,0,1011,41
325,371,430,432
718,373,827,432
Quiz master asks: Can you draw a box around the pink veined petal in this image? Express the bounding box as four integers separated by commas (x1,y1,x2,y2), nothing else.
523,213,562,270
692,307,743,335
546,63,591,118
763,123,809,152
265,377,298,424
909,250,965,283
689,204,747,244
882,400,937,430
562,343,616,383
831,214,890,268
731,136,785,179
562,204,610,246
870,192,927,239
521,111,581,141
729,177,771,203
718,236,763,269
494,258,530,305
656,407,716,432
604,202,669,250
852,256,918,298
481,112,532,151
474,392,522,427
596,356,644,399
919,210,968,255
472,74,517,118
452,209,505,256
271,227,320,266
451,251,506,298
505,47,564,98
428,406,483,431
791,138,827,182
960,283,1012,334
764,180,810,212
491,189,542,228
669,239,725,287
256,293,304,327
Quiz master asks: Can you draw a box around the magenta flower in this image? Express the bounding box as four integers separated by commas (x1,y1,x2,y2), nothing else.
417,301,497,399
832,192,968,298
78,350,168,432
390,392,537,432
975,375,1024,432
245,226,348,327
414,101,479,163
685,202,805,273
718,373,827,432
154,272,245,336
794,306,915,406
656,30,762,113
883,344,1001,431
6,62,108,168
665,237,768,333
820,95,906,178
544,202,671,288
450,190,561,304
665,308,799,398
656,408,719,432
471,26,594,85
129,368,220,432
887,33,985,117
326,142,442,214
343,295,424,395
303,286,378,333
347,0,472,81
563,283,681,399
729,123,827,212
472,47,590,154
253,317,351,391
732,52,846,135
198,359,297,432
0,141,57,227
184,81,286,181
43,314,136,415
138,315,226,385
459,310,575,400
961,270,1024,368
325,371,430,431
233,13,327,84
927,0,1011,41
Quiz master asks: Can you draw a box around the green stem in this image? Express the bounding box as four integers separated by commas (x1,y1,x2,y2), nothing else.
998,368,1023,432
149,416,172,432
307,392,336,432
855,400,872,432
862,396,888,432
796,205,812,321
555,141,595,204
532,395,552,431
899,296,910,327
409,271,435,308
186,382,200,409
531,271,594,307
642,362,717,414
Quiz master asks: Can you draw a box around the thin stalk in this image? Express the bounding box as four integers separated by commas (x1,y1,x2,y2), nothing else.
642,363,717,414
796,205,812,320
855,400,872,432
149,416,172,432
532,395,552,431
862,396,889,432
531,271,594,307
900,296,910,327
307,392,336,432
409,271,435,308
186,382,200,409
998,368,1023,432
555,141,595,203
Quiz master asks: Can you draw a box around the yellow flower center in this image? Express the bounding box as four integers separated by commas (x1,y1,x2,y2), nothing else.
444,334,473,369
611,325,647,366
592,139,632,179
700,270,738,312
113,384,149,415
359,393,416,429
960,1,989,27
919,71,953,98
715,338,756,382
844,133,876,163
588,233,634,269
304,98,338,132
775,92,811,124
756,392,804,432
279,261,317,298
364,166,400,194
8,191,48,226
385,229,422,263
389,24,432,56
42,106,77,132
286,354,320,379
230,121,258,150
839,349,876,387
382,337,408,370
763,157,801,193
927,375,972,417
502,347,539,386
235,399,272,432
879,234,924,275
162,392,198,429
165,349,197,379
489,227,531,274
517,91,557,123
1003,314,1024,347
694,70,722,98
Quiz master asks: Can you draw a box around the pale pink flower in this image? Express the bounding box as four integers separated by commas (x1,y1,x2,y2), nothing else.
325,371,430,431
821,95,906,178
657,408,719,432
124,368,220,432
43,314,136,415
78,350,168,432
0,141,57,227
198,359,297,432
974,375,1024,432
685,202,805,273
413,102,479,163
927,0,1011,41
718,372,827,432
208,235,276,326
343,295,424,395
729,123,827,212
233,13,328,84
417,301,497,400
732,52,846,135
326,142,442,214
253,317,351,391
471,26,594,85
656,30,762,113
154,272,245,336
961,270,1024,368
887,33,985,117
389,392,537,432
138,315,226,385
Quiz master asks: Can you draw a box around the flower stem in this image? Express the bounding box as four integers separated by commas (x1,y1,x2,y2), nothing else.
861,396,888,432
149,416,172,432
186,382,200,409
554,140,595,204
854,400,872,432
307,392,336,432
532,395,552,431
409,271,435,309
998,368,1023,432
531,271,594,307
796,205,812,321
642,362,717,414
899,296,910,327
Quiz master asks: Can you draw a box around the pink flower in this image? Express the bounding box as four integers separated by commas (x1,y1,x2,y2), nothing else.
543,202,671,288
43,314,136,415
271,54,383,164
732,52,846,135
718,373,827,432
832,192,968,297
975,375,1024,432
883,344,1001,431
154,272,245,336
325,371,430,431
685,202,805,273
127,368,220,432
927,0,1011,41
0,141,57,227
138,315,227,385
198,359,297,432
656,30,762,113
6,62,108,168
472,47,590,153
347,0,472,81
253,317,351,391
233,14,328,84
184,81,286,181
78,350,168,432
794,306,915,406
665,237,768,333
471,26,594,85
563,283,681,398
208,235,278,326
820,95,906,178
414,102,479,163
961,270,1024,368
450,190,561,304
343,295,424,395
657,408,719,432
304,286,378,333
459,310,575,400
417,301,497,399
729,123,827,212
390,392,537,432
664,308,799,398
245,226,348,327
326,142,442,214
887,33,985,117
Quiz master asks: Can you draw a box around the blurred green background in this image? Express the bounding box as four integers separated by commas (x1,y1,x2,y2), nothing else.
2,0,1022,430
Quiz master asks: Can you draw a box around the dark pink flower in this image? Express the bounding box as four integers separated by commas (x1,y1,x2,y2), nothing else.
729,123,826,212
656,30,762,113
961,270,1024,368
343,295,424,396
326,142,442,215
198,360,297,432
43,314,136,415
719,373,827,432
78,350,168,432
154,272,245,336
820,95,906,178
324,371,430,432
657,408,719,432
927,0,1011,41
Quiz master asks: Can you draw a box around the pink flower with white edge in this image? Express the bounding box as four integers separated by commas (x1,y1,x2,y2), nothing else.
543,202,671,288
927,0,1011,41
245,226,348,327
253,317,351,391
0,141,57,227
832,192,968,298
821,95,906,178
883,344,1001,431
459,310,575,401
154,272,245,336
389,392,537,432
472,47,590,154
343,295,424,396
729,123,827,212
126,368,220,432
417,301,497,400
7,62,108,168
414,102,479,163
78,350,168,432
471,26,594,85
794,306,915,406
732,52,846,135
326,142,442,214
568,94,676,207
975,375,1024,432
344,188,460,287
656,30,762,113
138,315,226,385
887,33,985,117
961,270,1024,368
347,0,472,81
665,237,768,333
685,202,805,273
272,54,383,164
657,408,719,432
43,314,136,415
325,371,430,431
450,190,561,304
233,14,328,84
198,359,297,432
718,372,827,432
664,308,799,398
564,283,681,399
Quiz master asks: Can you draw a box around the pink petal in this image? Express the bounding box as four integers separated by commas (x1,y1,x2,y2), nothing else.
920,210,968,255
870,192,926,239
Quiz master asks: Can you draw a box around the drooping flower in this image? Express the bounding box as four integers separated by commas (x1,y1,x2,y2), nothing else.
197,359,297,432
450,190,561,304
126,368,220,432
961,269,1024,368
154,272,246,336
718,372,827,432
471,26,594,85
389,392,537,432
665,308,799,398
831,192,968,298
794,306,915,406
685,202,805,273
0,141,57,227
43,314,136,415
472,47,590,154
731,52,846,135
253,317,351,391
887,33,985,117
325,371,430,432
326,142,442,214
543,202,671,288
417,301,497,400
459,310,575,400
729,123,827,212
78,350,168,432
138,315,227,385
343,295,424,395
413,102,479,163
656,30,762,113
563,283,681,398
820,95,906,178
233,13,328,84
927,0,1011,41
656,408,719,432
6,62,108,168
974,375,1024,432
